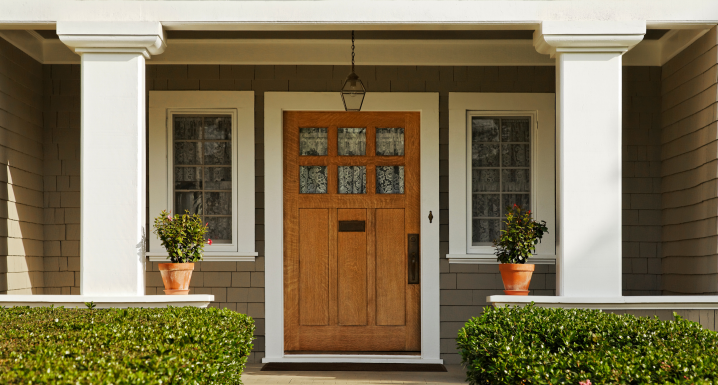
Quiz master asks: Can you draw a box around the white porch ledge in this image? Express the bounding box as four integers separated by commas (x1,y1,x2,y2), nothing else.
488,295,718,310
145,252,257,262
0,295,214,309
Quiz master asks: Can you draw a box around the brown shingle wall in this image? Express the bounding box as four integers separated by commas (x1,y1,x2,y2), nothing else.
0,37,44,294
622,66,663,295
660,27,718,294
41,64,81,294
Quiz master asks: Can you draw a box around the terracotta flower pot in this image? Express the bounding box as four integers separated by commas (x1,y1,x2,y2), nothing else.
158,263,195,295
499,263,535,295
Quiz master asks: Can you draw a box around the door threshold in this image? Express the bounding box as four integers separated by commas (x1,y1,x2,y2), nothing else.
263,354,443,364
285,351,420,356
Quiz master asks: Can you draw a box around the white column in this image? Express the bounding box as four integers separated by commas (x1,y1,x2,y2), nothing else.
58,22,166,296
534,22,644,297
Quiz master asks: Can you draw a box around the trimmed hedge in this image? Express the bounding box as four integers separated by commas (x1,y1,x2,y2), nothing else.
0,306,254,384
458,304,718,385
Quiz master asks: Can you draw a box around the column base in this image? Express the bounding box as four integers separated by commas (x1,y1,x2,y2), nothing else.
0,295,214,308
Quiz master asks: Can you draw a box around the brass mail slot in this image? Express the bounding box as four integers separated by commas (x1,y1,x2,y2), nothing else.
338,220,365,232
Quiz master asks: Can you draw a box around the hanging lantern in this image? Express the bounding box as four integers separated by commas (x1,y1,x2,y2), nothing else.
341,31,366,111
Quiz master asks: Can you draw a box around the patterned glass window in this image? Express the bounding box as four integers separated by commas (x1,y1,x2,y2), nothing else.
376,128,404,156
173,115,232,243
300,128,328,156
471,117,530,245
376,166,404,194
338,128,366,156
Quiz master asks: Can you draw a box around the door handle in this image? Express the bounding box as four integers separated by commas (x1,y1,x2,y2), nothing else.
408,234,420,284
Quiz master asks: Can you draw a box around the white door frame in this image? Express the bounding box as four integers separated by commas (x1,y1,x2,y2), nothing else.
263,92,441,364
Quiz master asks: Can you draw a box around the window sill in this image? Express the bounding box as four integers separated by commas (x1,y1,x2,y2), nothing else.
447,254,556,265
145,252,257,262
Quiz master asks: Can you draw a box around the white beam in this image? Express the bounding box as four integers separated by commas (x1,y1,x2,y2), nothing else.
0,1,718,28
535,21,644,297
57,22,165,296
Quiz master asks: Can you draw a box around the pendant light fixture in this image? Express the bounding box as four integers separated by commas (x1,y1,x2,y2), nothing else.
340,31,366,111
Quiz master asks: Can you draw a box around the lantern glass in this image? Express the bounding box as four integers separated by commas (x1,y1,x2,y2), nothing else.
341,73,366,111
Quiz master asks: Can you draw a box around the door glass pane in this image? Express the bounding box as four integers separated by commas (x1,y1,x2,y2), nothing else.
299,128,328,156
338,166,366,194
338,127,366,156
300,166,328,194
376,166,404,194
376,128,404,156
471,116,531,245
173,115,233,244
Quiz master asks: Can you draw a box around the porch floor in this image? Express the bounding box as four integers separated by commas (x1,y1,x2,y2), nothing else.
242,364,466,384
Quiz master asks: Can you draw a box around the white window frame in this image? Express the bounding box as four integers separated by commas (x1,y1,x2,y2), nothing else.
147,91,256,261
448,93,556,264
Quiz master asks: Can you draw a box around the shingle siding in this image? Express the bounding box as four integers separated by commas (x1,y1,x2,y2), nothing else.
660,27,718,294
0,37,44,294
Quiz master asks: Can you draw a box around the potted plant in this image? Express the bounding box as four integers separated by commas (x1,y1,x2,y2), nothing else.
494,204,548,295
152,210,211,295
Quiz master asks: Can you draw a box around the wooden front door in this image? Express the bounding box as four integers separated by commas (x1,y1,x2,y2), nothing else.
284,111,421,353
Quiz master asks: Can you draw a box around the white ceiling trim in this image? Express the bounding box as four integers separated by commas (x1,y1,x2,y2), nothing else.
3,29,711,67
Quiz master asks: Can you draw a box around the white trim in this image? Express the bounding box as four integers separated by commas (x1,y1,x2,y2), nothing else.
148,91,255,260
263,92,440,364
11,32,713,67
488,295,718,310
264,355,443,364
146,252,257,262
448,93,556,264
448,256,556,264
0,295,214,309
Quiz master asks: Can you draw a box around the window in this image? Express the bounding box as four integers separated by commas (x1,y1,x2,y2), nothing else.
470,116,531,246
448,93,555,263
173,115,233,243
148,91,256,261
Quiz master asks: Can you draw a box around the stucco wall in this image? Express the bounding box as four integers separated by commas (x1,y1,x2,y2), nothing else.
0,37,44,294
34,62,666,363
661,27,718,294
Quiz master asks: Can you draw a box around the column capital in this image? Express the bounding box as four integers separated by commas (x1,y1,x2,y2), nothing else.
57,21,165,58
533,21,646,58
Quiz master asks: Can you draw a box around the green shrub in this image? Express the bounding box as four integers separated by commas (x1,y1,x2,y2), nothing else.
457,304,718,385
0,306,254,384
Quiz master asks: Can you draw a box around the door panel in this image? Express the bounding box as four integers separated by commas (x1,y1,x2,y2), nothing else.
299,209,329,326
376,208,406,326
337,209,368,326
284,111,420,353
